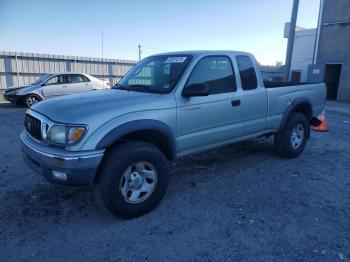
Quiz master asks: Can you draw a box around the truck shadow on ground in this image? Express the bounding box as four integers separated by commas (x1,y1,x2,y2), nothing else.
0,101,23,109
174,138,275,176
0,139,275,228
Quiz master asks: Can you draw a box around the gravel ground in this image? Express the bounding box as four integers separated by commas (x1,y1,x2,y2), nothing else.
0,102,349,262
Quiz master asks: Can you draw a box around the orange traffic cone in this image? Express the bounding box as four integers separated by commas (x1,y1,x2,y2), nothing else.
313,110,328,132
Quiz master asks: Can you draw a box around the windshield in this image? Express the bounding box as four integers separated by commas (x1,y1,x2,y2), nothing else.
31,74,54,85
113,55,192,94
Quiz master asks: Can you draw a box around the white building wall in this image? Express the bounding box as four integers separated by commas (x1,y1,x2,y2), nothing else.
290,29,317,82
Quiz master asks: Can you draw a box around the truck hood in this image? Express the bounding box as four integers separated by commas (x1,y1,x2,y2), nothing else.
31,89,169,124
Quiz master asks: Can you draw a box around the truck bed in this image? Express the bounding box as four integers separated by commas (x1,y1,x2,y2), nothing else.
265,83,326,131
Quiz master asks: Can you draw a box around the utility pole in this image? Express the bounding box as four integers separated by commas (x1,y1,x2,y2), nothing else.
284,0,299,81
101,31,107,85
138,44,142,61
313,0,324,65
101,31,104,61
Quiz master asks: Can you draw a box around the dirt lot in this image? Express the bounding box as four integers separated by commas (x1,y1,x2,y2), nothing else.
0,102,349,262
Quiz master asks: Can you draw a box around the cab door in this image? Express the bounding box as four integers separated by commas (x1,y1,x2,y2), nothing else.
233,55,268,134
42,75,70,98
176,56,242,153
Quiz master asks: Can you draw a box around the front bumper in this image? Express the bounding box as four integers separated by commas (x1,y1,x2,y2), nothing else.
20,131,104,185
3,93,22,104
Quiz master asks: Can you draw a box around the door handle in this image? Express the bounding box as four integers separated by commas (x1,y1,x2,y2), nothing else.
231,100,241,107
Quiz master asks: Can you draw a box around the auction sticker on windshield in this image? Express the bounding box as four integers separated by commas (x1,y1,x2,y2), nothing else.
165,57,187,63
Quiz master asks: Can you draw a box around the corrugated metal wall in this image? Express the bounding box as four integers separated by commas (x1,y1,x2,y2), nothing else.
0,51,137,90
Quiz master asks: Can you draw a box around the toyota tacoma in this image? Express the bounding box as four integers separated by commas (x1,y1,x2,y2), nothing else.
20,51,326,218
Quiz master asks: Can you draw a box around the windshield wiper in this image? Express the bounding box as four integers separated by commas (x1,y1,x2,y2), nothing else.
125,84,158,93
113,83,130,90
113,83,159,93
132,85,160,93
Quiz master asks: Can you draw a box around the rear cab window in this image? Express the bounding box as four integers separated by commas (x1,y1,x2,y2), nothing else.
236,55,258,90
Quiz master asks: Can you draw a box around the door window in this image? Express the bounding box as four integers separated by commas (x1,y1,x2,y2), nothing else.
44,75,69,86
236,55,258,90
69,74,89,83
44,76,58,86
186,56,236,94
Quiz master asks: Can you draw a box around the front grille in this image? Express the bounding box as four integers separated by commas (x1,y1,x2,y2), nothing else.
25,114,42,141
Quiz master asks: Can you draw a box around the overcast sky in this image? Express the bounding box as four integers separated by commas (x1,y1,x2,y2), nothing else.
0,0,320,65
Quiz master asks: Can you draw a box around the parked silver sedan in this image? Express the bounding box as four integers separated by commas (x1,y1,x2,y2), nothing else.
3,73,110,107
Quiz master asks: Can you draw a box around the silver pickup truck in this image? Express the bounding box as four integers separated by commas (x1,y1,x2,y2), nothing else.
20,51,326,218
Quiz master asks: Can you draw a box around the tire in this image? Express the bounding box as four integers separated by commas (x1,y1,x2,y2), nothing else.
96,141,170,219
274,113,309,158
24,94,42,108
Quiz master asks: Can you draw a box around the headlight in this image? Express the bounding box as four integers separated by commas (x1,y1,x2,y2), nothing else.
46,125,87,145
47,125,66,144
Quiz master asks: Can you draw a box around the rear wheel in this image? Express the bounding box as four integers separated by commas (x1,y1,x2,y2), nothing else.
96,141,170,219
274,113,309,158
24,94,42,108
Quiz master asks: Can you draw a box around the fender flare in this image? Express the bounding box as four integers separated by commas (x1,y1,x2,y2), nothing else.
95,119,177,161
278,97,313,133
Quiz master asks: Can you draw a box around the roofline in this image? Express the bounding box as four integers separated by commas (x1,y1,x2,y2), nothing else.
148,50,253,57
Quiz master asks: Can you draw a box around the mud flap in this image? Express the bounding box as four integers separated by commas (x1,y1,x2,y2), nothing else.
310,117,322,127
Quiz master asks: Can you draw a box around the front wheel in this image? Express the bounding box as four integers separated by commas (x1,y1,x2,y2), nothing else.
96,141,170,219
274,113,309,158
24,94,42,108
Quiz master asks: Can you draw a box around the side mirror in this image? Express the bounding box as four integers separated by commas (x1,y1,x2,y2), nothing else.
182,83,210,97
